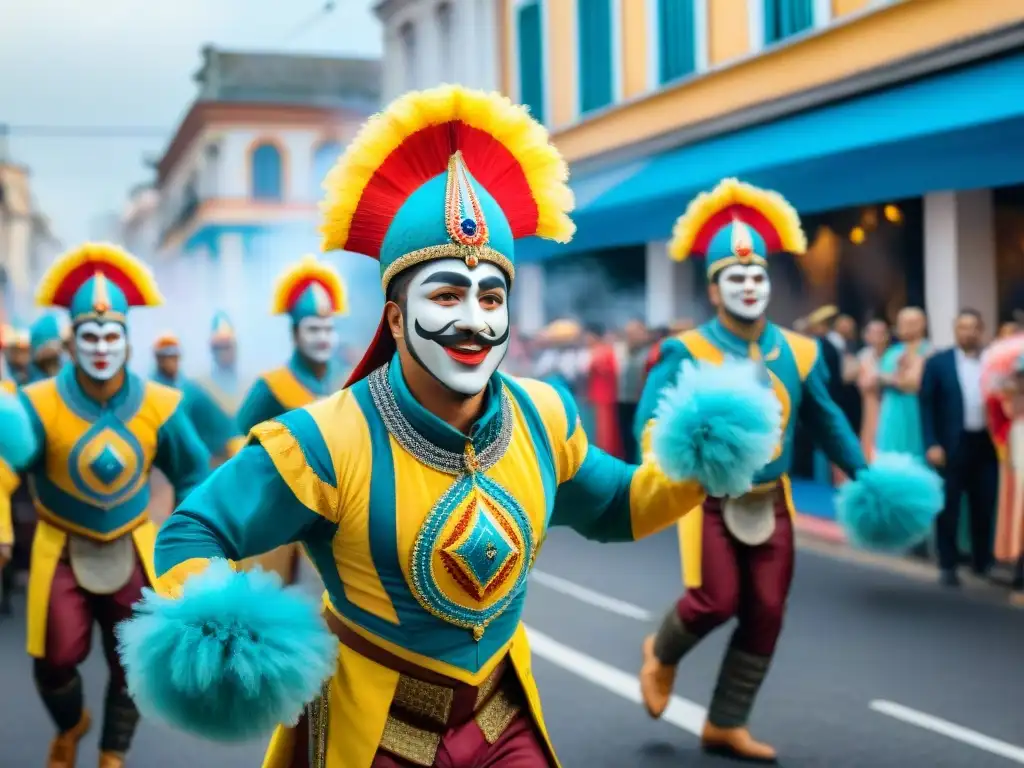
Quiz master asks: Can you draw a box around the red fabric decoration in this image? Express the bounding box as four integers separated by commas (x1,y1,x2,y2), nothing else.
345,314,397,387
344,123,538,258
51,262,148,307
691,205,783,255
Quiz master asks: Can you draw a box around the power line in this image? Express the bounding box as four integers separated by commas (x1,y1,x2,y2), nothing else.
0,124,169,139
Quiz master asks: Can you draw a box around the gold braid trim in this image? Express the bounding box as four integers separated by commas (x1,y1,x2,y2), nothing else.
381,245,515,291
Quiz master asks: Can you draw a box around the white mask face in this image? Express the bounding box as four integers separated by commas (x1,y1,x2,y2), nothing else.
74,320,127,381
404,258,510,395
718,264,771,321
296,317,338,363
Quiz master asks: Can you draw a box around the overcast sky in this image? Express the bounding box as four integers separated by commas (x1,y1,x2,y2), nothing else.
0,0,382,245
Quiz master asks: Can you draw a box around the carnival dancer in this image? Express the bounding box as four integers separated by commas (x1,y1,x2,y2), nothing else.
634,179,942,763
236,258,348,432
1,243,211,768
191,311,248,461
117,86,785,768
151,331,182,388
3,323,32,385
28,314,68,383
0,361,34,615
232,259,348,585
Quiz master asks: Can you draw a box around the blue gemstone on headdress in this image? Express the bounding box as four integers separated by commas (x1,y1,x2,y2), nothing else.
461,218,477,236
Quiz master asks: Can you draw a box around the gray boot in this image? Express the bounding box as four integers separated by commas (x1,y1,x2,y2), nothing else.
708,645,773,729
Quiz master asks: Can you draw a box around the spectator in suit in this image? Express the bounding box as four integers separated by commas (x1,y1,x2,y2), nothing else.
920,308,997,587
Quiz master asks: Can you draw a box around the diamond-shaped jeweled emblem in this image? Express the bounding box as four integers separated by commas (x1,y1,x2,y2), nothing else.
442,498,519,599
90,444,126,485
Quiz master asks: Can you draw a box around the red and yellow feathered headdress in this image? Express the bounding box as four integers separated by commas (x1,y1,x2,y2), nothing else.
319,85,575,384
35,242,163,324
269,255,347,322
668,179,807,279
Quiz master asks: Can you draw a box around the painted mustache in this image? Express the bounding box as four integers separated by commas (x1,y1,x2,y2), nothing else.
413,319,510,349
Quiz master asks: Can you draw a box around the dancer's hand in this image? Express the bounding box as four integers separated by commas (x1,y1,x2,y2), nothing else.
0,544,11,568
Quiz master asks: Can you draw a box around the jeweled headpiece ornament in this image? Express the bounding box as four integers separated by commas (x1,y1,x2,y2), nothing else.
667,178,807,279
320,84,576,385
35,242,163,324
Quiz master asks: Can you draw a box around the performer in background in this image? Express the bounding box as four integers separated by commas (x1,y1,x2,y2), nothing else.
1,243,210,768
190,311,248,462
3,323,32,386
234,258,348,585
28,314,68,383
635,179,941,764
117,85,783,768
151,332,183,388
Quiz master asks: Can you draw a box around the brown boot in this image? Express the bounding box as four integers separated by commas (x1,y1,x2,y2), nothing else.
46,709,92,768
702,722,778,763
98,752,125,768
639,634,677,718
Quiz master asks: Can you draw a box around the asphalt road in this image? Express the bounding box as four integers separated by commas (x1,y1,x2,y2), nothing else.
1,527,1023,767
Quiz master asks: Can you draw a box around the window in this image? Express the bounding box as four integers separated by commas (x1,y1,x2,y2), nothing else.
436,2,453,82
517,1,545,123
399,21,417,91
764,0,814,45
657,0,696,84
311,141,342,199
250,142,283,201
578,0,614,113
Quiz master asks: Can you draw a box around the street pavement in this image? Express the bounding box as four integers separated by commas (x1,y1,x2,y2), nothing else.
1,526,1023,767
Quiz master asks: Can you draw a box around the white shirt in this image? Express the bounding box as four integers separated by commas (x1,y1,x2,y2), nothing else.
954,348,985,432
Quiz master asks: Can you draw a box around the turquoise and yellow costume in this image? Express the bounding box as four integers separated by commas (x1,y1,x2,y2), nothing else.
2,322,32,386
0,243,211,767
118,87,784,768
235,258,348,433
635,179,942,763
10,243,210,656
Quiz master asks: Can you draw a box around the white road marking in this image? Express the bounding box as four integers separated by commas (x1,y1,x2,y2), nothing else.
870,701,1024,764
529,569,654,622
525,625,706,735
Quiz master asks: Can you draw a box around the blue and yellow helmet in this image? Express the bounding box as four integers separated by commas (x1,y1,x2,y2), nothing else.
667,178,808,280
35,242,163,325
319,84,576,384
29,314,66,356
269,256,347,324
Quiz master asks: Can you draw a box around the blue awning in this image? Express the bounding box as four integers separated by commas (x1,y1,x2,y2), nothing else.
518,50,1024,262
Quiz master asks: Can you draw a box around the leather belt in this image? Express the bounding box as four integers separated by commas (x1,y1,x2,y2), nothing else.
321,610,522,767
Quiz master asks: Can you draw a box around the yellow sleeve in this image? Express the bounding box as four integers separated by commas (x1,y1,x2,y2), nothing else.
0,457,20,546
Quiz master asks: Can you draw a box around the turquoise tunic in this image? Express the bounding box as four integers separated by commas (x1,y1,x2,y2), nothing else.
18,366,211,537
152,370,240,459
236,352,347,434
635,319,867,483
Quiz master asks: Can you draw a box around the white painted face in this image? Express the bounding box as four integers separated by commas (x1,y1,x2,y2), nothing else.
296,317,338,364
718,264,771,321
74,320,127,381
404,258,510,396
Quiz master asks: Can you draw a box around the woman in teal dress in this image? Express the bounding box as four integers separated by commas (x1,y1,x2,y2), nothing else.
876,307,931,460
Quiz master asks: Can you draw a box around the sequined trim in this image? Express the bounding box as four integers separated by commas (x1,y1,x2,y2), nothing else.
707,254,767,279
380,245,515,291
408,473,533,639
307,679,331,768
393,674,454,727
367,364,513,476
379,672,520,766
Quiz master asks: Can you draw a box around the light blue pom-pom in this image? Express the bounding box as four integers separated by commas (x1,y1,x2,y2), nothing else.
0,393,37,469
836,452,943,553
116,559,338,742
651,359,782,498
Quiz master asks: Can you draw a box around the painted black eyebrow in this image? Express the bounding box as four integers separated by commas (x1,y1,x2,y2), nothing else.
421,271,473,288
478,276,507,292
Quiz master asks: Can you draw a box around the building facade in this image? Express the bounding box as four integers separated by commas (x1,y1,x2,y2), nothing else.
500,0,1024,346
138,46,383,377
375,0,502,101
0,162,61,323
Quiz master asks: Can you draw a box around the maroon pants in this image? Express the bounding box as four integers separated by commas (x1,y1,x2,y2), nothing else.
33,557,147,690
371,714,549,767
676,499,795,657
